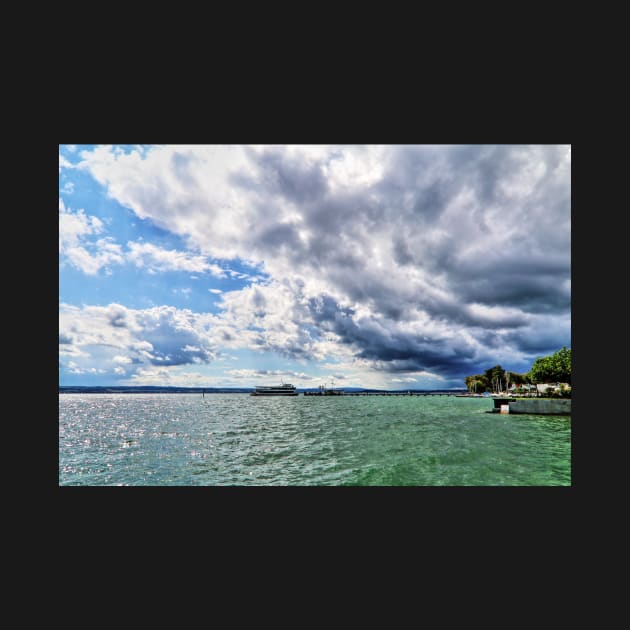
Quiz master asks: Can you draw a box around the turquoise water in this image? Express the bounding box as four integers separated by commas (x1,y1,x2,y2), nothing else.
59,394,571,486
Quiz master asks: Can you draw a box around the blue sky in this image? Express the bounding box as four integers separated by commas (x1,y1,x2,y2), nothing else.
59,145,571,389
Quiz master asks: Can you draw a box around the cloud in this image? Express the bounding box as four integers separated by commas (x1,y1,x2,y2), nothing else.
126,241,226,276
226,369,316,381
60,197,228,278
59,198,102,248
59,199,124,275
65,361,107,375
59,303,219,378
127,367,217,387
59,154,75,172
59,333,73,344
78,144,257,260
216,281,330,362
113,355,132,364
75,145,571,382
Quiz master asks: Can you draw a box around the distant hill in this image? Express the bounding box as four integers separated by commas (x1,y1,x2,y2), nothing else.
59,386,253,394
60,385,467,394
301,387,365,393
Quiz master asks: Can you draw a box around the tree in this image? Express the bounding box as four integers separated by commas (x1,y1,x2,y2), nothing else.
465,352,572,398
507,371,528,385
465,374,489,393
528,347,571,385
484,365,505,393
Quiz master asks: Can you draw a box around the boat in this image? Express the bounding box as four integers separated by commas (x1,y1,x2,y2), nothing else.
250,383,298,396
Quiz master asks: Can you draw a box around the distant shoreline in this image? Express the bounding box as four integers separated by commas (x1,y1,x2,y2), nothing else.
59,386,468,395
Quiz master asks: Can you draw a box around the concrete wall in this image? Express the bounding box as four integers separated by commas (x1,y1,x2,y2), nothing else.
508,399,571,415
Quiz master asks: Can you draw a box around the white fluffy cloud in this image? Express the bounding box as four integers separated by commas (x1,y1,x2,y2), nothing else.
59,199,124,275
60,197,229,277
59,198,102,248
59,303,219,375
226,369,316,381
78,144,257,260
59,154,75,172
126,241,226,276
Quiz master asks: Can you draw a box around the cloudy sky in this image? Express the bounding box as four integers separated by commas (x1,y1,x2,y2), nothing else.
59,145,571,389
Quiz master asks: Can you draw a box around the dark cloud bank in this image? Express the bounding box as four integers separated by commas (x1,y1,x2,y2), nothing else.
232,145,571,381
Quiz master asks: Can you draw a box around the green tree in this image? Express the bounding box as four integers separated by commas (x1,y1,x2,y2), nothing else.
507,371,528,385
484,365,505,393
528,347,571,385
465,374,490,393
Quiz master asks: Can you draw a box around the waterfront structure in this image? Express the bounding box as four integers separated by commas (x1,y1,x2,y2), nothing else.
490,397,571,415
304,384,344,396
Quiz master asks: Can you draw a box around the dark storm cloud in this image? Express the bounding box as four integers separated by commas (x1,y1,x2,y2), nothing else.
254,222,301,254
503,324,571,355
306,294,482,379
304,192,384,233
308,295,356,333
234,147,328,204
443,249,571,314
309,294,537,379
373,145,463,223
228,145,570,380
457,276,570,314
392,235,413,266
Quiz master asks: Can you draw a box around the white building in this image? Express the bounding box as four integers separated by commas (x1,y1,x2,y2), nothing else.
536,383,570,393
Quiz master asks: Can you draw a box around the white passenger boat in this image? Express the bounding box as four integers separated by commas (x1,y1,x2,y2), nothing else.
250,383,298,396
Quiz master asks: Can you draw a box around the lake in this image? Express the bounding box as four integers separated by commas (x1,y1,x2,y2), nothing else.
59,393,571,485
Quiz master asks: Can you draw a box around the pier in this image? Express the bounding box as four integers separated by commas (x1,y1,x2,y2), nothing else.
304,391,474,397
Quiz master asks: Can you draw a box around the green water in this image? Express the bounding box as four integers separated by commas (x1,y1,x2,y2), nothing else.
59,394,571,486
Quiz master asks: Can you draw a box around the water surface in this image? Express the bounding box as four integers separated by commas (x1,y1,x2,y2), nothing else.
59,394,571,485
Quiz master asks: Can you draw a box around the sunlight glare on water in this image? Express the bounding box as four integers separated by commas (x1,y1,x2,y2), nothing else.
59,394,571,486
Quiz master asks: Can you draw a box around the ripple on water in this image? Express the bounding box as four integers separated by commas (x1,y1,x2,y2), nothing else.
59,394,570,486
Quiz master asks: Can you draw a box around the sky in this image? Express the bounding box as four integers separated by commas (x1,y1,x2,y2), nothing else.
59,144,571,389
